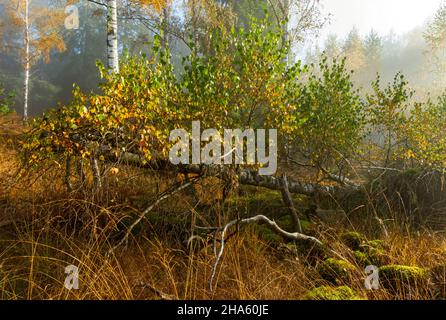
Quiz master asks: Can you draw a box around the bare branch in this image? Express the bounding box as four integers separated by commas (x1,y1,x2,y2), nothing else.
87,0,107,7
107,179,197,256
207,214,344,292
137,281,176,300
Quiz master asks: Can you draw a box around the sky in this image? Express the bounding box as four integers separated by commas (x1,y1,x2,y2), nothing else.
319,0,443,40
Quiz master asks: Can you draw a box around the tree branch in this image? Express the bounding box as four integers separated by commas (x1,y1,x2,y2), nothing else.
87,0,107,7
206,214,344,292
107,178,198,256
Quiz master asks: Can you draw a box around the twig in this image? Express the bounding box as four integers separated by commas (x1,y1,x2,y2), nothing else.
87,0,107,7
138,282,176,300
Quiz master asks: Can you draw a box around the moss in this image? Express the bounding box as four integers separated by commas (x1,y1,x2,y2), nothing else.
318,258,356,284
227,188,308,219
255,224,282,244
300,220,312,232
366,240,386,249
356,241,390,267
226,190,285,216
277,215,312,233
341,231,366,250
354,250,372,266
344,236,389,267
254,215,313,246
305,286,365,300
379,265,428,292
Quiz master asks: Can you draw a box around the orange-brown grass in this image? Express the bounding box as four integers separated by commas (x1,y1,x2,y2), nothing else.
1,219,444,300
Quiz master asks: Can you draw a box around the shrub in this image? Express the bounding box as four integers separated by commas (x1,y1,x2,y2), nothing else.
20,18,304,170
365,73,413,167
403,92,446,169
288,56,365,176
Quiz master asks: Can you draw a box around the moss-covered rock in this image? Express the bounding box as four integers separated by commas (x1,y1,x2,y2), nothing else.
379,265,428,292
305,286,365,300
344,236,389,267
341,231,366,250
318,258,356,284
277,240,327,262
354,250,372,266
355,241,390,267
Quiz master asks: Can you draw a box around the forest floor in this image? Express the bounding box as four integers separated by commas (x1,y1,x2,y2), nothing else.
0,114,446,300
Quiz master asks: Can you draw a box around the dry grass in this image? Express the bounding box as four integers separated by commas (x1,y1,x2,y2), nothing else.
0,116,445,300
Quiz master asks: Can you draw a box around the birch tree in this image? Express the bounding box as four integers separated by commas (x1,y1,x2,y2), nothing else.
23,0,30,121
106,0,119,73
267,0,326,56
425,1,446,88
84,0,167,73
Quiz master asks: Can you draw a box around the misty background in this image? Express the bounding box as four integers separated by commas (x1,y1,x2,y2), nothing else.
0,0,445,116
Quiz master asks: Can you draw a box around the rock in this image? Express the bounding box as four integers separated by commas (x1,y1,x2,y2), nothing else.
340,231,366,250
340,234,390,267
226,190,286,217
354,250,372,266
379,265,428,294
314,209,347,224
305,286,365,300
356,241,390,267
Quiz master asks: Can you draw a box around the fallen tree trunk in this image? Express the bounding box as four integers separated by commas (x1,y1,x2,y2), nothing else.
111,151,360,196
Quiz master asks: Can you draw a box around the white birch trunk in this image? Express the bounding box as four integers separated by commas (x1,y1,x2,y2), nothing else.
107,0,119,73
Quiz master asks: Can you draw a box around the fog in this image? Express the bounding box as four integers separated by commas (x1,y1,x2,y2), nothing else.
305,0,444,97
0,0,444,116
320,0,442,38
